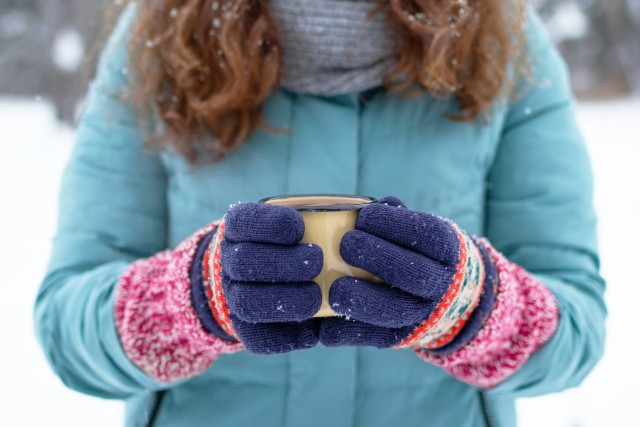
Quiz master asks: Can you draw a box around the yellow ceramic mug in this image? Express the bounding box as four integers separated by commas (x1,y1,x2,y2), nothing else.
261,194,379,317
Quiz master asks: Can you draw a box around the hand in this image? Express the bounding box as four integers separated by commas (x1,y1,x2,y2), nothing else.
319,196,497,353
203,202,324,354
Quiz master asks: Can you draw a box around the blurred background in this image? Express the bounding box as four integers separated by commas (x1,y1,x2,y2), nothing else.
2,0,639,122
1,0,638,426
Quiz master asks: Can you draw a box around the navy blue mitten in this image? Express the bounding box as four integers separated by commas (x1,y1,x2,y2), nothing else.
191,202,324,354
319,196,497,353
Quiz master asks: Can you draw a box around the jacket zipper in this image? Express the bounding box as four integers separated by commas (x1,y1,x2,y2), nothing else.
144,388,494,426
479,391,496,427
145,391,166,427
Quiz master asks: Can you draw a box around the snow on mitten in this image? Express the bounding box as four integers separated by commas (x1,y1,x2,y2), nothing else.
319,196,496,351
320,196,559,388
195,202,324,354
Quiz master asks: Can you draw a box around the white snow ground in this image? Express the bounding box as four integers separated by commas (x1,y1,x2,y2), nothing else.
0,97,638,427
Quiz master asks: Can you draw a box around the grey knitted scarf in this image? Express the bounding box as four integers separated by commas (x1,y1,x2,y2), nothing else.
269,0,396,95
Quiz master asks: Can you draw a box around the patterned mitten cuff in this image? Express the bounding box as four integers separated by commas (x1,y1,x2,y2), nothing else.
200,204,324,355
190,228,238,342
394,226,489,349
415,239,559,388
202,220,239,339
114,222,243,384
425,237,499,354
323,197,496,351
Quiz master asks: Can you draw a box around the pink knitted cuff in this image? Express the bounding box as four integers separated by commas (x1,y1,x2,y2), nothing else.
415,239,559,388
114,222,243,383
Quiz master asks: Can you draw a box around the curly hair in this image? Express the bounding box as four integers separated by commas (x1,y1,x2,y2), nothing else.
118,0,527,163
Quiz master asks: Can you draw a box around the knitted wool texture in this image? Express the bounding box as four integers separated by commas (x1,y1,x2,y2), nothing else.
113,199,557,386
319,197,491,350
206,203,325,354
200,198,492,353
190,231,236,341
269,0,396,95
430,236,498,354
114,221,242,383
418,240,559,388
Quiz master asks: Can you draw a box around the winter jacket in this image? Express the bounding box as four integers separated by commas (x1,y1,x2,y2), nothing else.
35,4,606,427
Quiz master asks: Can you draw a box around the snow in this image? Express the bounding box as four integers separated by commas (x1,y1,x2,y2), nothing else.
0,99,121,425
627,0,640,23
0,10,30,38
0,97,639,426
52,28,85,73
518,99,640,427
546,2,589,42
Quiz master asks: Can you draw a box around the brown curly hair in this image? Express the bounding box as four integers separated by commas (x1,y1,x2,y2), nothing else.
118,0,527,163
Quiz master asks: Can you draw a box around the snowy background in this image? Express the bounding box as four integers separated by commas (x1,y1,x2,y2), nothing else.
2,97,639,427
1,0,639,121
1,0,640,426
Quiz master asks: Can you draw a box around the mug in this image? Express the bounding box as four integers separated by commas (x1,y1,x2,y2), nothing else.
260,194,379,317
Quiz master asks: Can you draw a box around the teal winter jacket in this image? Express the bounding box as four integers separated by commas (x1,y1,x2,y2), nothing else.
35,4,606,427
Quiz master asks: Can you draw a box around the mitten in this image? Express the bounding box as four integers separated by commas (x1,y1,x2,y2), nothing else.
197,202,324,354
114,222,243,383
320,196,496,351
114,203,324,384
320,196,558,387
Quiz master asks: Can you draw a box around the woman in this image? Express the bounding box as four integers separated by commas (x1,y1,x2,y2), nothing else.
35,0,606,426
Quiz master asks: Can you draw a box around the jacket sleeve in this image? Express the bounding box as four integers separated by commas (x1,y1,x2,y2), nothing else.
483,8,606,397
34,4,173,398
